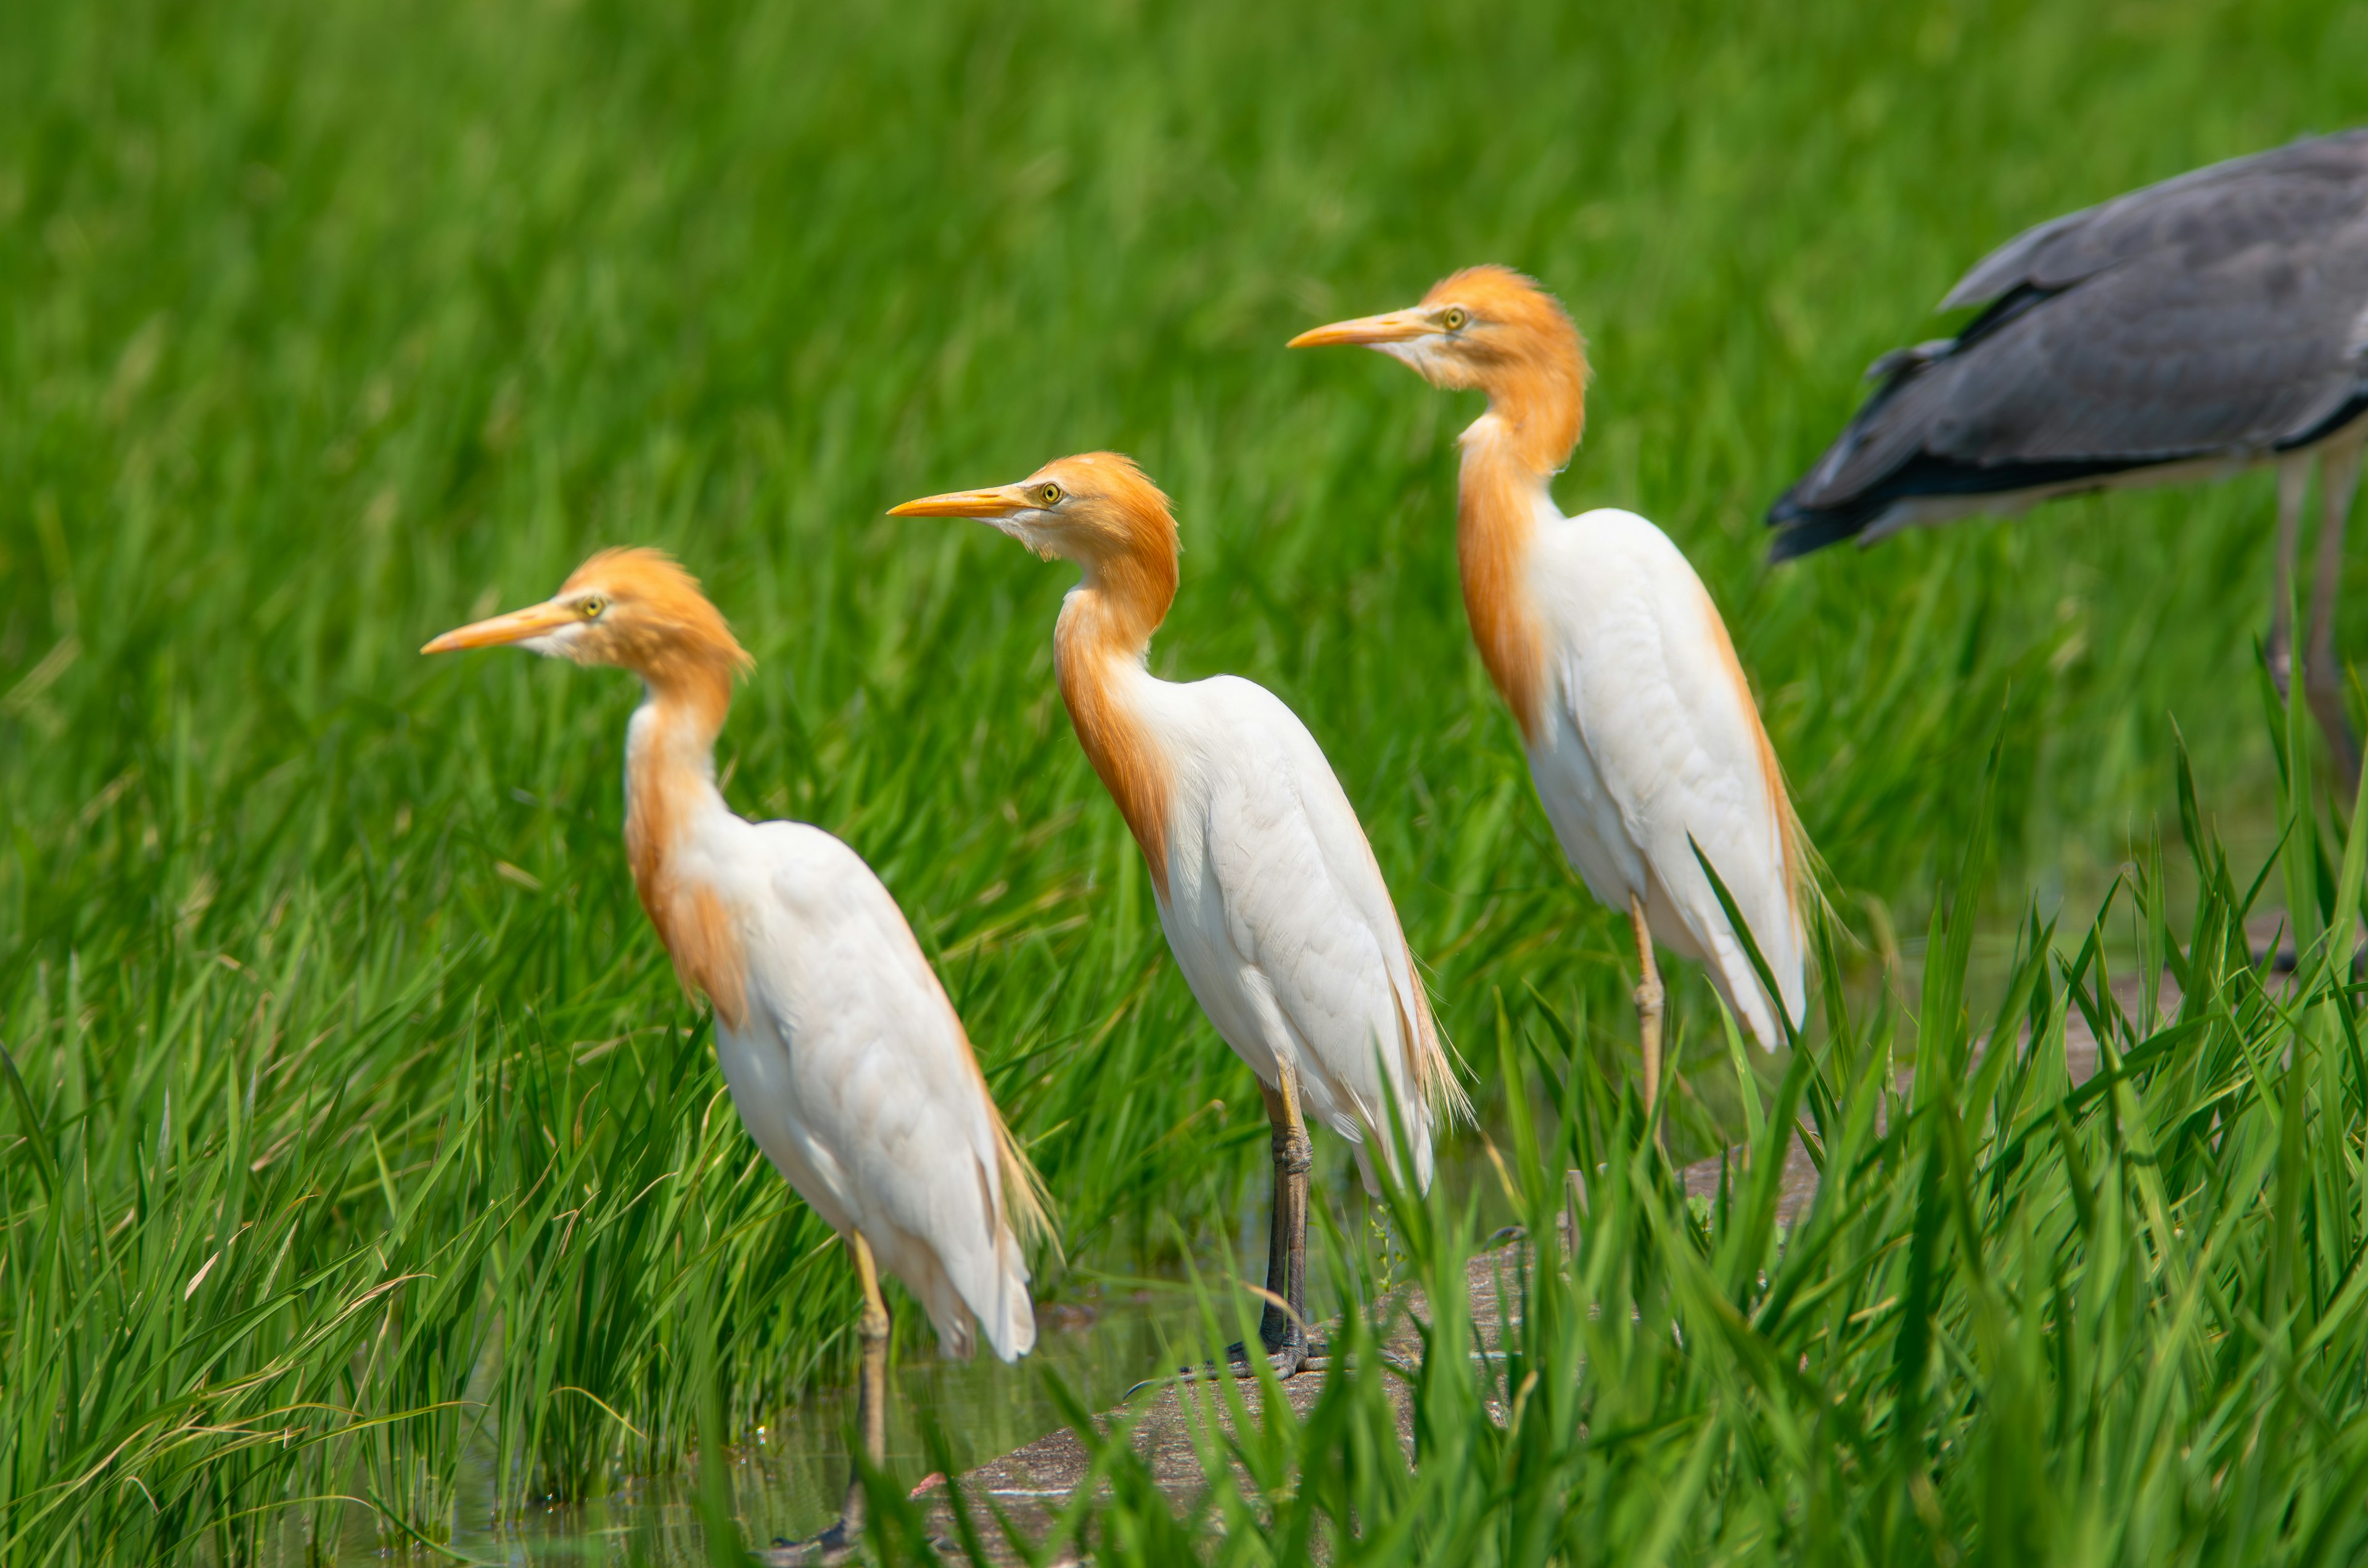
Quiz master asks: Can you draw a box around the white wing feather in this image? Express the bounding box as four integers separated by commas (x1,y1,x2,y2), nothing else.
691,818,1035,1361
1148,675,1457,1188
1527,507,1806,1046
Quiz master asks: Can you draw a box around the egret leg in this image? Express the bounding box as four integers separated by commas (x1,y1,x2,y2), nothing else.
1252,1079,1292,1355
2304,440,2364,790
1254,1065,1315,1375
776,1234,892,1564
1629,893,1666,1146
849,1233,891,1526
1185,1067,1314,1379
2269,453,2311,697
1161,1067,1320,1386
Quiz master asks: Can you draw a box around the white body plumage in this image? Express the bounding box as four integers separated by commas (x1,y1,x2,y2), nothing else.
1092,656,1449,1189
639,708,1038,1362
1516,495,1806,1047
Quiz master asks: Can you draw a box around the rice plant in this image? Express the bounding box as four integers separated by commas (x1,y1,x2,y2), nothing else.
878,733,2368,1563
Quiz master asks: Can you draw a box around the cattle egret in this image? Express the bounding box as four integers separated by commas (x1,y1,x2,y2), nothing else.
423,549,1045,1555
890,455,1468,1376
1292,268,1807,1123
1768,129,2368,778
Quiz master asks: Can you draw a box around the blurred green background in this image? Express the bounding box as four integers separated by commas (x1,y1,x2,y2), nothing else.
3,0,2364,1556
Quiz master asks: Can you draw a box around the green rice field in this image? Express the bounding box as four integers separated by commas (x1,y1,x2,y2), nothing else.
4,0,2367,1561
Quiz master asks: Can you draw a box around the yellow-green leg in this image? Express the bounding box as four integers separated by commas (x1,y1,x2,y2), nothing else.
1630,893,1666,1146
847,1232,890,1528
1254,1065,1314,1375
782,1232,892,1564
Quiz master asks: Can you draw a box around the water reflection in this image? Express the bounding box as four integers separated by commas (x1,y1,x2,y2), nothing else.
280,1280,1206,1564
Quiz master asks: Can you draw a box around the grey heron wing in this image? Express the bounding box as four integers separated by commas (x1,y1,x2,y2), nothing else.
1790,215,2368,507
1944,128,2368,308
1936,232,2368,460
1942,207,2099,311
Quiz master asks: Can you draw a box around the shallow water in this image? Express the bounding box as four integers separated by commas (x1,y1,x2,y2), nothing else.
234,1114,1512,1564
273,1279,1206,1565
506,1290,1209,1561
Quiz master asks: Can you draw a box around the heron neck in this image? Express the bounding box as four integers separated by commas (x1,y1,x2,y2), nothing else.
1054,552,1177,900
622,660,748,1028
1456,413,1555,741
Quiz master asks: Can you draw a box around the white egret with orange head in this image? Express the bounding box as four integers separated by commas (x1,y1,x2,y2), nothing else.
891,454,1468,1376
423,548,1046,1554
1293,268,1809,1125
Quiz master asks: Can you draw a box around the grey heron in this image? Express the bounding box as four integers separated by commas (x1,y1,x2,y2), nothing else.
1767,129,2368,774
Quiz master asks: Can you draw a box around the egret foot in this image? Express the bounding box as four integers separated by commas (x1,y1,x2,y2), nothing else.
1116,1064,1330,1405
1165,1332,1331,1385
767,1521,859,1566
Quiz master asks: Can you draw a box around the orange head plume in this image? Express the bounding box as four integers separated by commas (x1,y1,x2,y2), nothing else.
1291,265,1589,470
889,452,1181,623
423,547,752,698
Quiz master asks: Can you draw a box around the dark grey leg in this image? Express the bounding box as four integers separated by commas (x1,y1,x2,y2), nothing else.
2270,454,2310,697
2304,440,2364,790
1156,1062,1322,1389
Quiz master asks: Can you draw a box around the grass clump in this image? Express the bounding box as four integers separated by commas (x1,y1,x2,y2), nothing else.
889,737,2368,1563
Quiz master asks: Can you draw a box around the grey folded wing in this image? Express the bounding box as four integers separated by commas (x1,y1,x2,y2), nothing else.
1772,128,2368,551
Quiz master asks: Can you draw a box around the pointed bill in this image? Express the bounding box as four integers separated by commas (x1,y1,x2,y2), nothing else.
1287,308,1436,350
887,485,1032,520
422,601,578,654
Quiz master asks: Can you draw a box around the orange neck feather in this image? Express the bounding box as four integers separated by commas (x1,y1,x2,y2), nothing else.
1055,543,1179,901
622,656,750,1030
1453,311,1587,745
1457,428,1549,741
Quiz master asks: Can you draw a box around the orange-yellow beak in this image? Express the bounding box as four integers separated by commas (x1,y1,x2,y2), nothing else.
421,600,578,655
886,484,1032,520
1287,308,1435,350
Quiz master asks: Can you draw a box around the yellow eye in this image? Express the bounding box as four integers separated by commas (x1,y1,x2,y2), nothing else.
1038,483,1063,506
579,596,606,618
1441,307,1469,331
